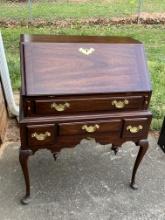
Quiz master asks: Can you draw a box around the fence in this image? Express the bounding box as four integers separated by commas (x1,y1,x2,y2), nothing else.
0,0,165,24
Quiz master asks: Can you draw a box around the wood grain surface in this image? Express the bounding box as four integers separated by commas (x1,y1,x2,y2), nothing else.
20,35,151,96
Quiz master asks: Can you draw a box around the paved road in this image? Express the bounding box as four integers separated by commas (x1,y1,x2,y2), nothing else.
0,135,165,220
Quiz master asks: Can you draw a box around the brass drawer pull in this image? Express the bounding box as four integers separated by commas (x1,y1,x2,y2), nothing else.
127,125,143,134
79,48,95,56
51,102,70,112
82,124,100,133
31,132,51,141
112,99,129,109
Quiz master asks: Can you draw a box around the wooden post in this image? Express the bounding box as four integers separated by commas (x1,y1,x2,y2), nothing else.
0,80,8,146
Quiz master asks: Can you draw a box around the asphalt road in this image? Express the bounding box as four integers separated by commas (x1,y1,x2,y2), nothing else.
0,134,165,220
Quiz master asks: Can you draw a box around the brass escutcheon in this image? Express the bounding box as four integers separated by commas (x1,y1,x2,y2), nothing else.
51,102,70,112
79,48,95,56
126,125,143,134
112,99,129,109
82,124,100,133
31,132,51,141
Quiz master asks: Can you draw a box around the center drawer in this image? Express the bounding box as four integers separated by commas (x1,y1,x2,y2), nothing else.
59,119,122,136
30,96,144,116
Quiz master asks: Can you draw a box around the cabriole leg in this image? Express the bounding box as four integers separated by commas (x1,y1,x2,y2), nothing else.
130,140,149,190
19,149,33,205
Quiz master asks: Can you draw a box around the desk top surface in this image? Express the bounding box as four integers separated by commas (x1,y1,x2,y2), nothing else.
20,35,151,96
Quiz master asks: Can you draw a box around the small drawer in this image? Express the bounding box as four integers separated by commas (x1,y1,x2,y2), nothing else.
27,124,56,146
59,119,122,136
122,118,150,138
33,95,144,116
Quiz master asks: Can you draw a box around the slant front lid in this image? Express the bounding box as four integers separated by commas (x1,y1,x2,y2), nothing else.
21,35,151,96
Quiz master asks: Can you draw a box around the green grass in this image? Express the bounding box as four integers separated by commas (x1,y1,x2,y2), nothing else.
0,2,134,20
0,0,165,21
1,24,165,130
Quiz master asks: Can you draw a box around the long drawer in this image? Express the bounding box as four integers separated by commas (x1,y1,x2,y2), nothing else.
23,94,150,117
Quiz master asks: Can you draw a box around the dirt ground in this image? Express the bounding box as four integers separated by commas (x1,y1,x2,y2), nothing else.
1,13,165,28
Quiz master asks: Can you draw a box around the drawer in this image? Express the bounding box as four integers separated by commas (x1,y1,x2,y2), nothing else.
59,119,122,136
31,96,144,116
122,118,151,138
27,124,56,146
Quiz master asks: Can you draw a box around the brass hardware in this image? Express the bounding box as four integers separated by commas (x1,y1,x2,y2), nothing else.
82,124,100,133
79,48,95,56
126,125,143,134
145,96,149,105
51,102,70,112
112,99,129,109
31,132,51,141
27,106,31,111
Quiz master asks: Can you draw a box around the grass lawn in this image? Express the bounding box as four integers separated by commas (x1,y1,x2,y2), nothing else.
1,24,165,130
0,0,165,21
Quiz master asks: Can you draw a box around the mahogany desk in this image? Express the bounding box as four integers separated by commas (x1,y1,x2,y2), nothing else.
19,35,152,204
